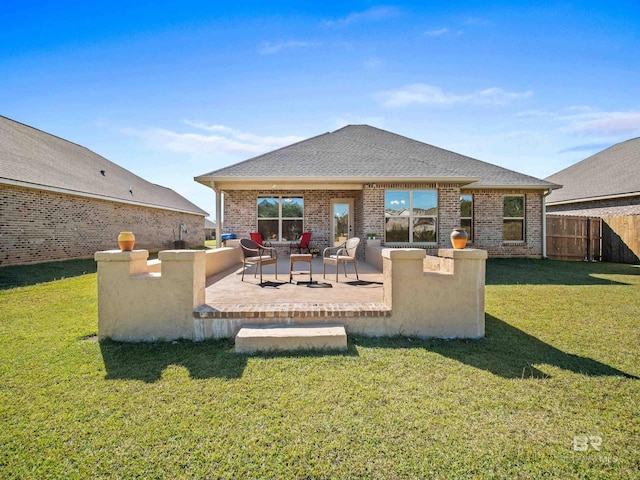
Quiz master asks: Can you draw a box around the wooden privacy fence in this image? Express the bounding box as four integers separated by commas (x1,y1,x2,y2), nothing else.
601,215,640,264
546,216,601,261
546,215,640,264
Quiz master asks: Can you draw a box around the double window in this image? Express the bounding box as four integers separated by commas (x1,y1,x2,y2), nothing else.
257,196,303,241
503,195,525,241
385,190,437,243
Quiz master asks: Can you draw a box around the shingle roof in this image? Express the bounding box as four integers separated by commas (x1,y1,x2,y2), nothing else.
205,218,216,229
195,124,556,189
0,116,207,215
546,137,640,205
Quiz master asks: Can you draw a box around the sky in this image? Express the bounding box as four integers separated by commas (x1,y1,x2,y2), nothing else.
2,1,639,216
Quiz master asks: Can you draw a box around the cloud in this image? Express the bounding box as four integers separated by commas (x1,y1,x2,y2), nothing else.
424,28,451,37
515,108,640,139
424,27,462,37
258,40,320,55
565,111,640,136
558,143,614,154
122,122,305,156
324,6,400,27
463,17,490,26
376,83,533,107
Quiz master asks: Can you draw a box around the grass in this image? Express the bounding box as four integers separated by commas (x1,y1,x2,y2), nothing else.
0,258,638,479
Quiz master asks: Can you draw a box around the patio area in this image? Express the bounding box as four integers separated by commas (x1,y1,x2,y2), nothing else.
95,247,487,342
204,255,384,307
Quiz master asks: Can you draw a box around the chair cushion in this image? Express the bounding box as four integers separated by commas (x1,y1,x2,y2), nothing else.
246,255,272,261
328,255,354,261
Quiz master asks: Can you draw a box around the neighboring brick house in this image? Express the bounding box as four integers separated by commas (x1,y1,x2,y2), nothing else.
196,125,558,258
1,116,208,266
545,137,640,217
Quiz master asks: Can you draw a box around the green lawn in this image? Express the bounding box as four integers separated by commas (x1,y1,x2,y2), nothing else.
1,259,638,479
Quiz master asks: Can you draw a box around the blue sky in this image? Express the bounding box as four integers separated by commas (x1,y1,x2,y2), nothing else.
2,1,639,215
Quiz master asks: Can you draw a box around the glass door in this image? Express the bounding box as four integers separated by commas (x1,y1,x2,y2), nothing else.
330,199,353,247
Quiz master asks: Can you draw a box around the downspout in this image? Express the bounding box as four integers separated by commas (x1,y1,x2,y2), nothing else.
542,188,552,259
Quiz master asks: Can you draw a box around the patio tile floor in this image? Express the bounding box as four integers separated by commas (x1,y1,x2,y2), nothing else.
202,256,387,318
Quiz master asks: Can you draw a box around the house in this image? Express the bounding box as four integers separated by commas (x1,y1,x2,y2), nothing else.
545,137,640,264
205,218,216,240
0,116,208,266
195,125,558,258
545,137,640,217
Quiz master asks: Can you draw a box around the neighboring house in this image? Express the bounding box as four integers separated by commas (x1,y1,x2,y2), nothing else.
205,218,216,240
0,116,207,266
545,137,640,217
545,138,640,264
196,125,558,258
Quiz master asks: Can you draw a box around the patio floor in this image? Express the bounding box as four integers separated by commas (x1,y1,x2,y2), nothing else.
204,256,384,308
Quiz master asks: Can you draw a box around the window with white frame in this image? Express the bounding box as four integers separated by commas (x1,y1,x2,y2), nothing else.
385,190,438,243
503,195,525,241
257,196,303,241
460,194,473,242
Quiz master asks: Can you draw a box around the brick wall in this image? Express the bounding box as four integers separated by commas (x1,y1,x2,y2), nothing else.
470,189,543,257
224,189,363,256
547,195,640,213
222,186,545,259
0,184,205,266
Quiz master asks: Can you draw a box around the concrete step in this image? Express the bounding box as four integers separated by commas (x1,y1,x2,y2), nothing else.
235,323,347,354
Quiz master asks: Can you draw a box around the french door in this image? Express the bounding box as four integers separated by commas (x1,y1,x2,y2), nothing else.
330,198,353,247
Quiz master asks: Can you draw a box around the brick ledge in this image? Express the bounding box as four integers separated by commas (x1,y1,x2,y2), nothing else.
194,302,391,319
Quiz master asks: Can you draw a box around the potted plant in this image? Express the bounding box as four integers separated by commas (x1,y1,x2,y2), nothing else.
366,233,377,240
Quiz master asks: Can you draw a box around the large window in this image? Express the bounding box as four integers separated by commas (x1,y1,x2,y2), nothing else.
257,196,303,241
460,194,473,242
385,190,437,243
503,195,525,241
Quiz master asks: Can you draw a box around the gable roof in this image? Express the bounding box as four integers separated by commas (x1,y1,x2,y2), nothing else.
195,125,557,190
0,116,207,216
546,137,640,205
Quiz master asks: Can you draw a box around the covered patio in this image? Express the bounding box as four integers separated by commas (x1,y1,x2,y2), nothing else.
204,255,383,306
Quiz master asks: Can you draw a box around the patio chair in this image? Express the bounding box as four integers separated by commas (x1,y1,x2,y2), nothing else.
290,231,312,254
250,232,271,247
240,238,278,283
323,237,360,282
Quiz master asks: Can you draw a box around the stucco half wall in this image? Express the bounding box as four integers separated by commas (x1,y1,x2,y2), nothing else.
95,246,487,342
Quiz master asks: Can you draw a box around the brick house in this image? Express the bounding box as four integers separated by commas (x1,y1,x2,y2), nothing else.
195,125,559,258
545,137,639,264
545,137,640,217
1,116,207,266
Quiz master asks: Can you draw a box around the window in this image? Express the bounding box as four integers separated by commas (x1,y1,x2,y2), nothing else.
460,194,473,242
385,190,437,243
257,196,303,241
503,195,525,241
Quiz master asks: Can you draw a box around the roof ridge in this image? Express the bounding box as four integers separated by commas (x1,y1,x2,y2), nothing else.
546,137,640,181
1,115,207,215
0,115,95,154
332,125,468,178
